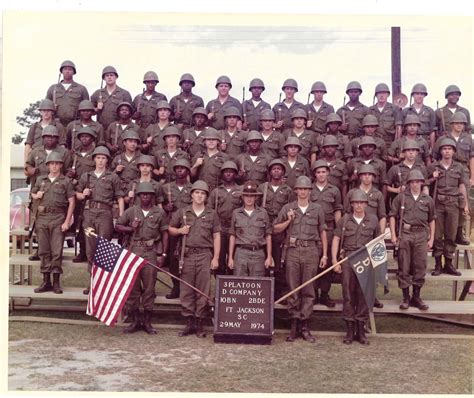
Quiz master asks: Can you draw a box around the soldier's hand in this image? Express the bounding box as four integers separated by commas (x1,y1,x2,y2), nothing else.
237,169,246,178
264,257,273,269
128,190,135,199
339,123,349,132
60,221,69,232
210,257,219,270
194,157,204,167
146,136,153,145
287,208,296,221
427,239,434,250
180,225,190,235
306,120,313,128
319,256,328,268
36,191,44,199
131,217,141,229
208,112,215,121
157,166,165,176
227,258,234,270
111,144,119,153
182,140,191,151
164,202,174,212
334,264,342,274
464,205,470,216
237,120,243,130
82,188,91,197
66,169,77,179
391,236,398,247
220,142,227,151
433,170,441,178
157,255,165,267
274,120,283,129
115,164,125,173
97,101,104,111
241,122,248,131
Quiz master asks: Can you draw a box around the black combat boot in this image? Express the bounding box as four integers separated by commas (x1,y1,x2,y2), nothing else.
356,321,370,345
123,310,142,334
399,287,410,310
300,320,316,343
343,321,355,344
29,248,40,261
142,310,157,334
286,319,298,342
314,289,319,305
83,286,90,295
178,317,195,337
455,226,470,245
72,243,87,263
319,291,336,308
373,297,384,308
34,272,52,293
52,273,63,294
195,318,207,338
443,258,461,276
431,256,442,276
166,281,180,299
410,286,429,310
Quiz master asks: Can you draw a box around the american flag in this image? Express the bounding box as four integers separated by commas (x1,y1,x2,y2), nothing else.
86,236,146,326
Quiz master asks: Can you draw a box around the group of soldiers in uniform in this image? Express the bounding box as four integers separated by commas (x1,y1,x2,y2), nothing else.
23,60,472,344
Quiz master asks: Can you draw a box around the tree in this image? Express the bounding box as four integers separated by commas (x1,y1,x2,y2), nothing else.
12,100,41,144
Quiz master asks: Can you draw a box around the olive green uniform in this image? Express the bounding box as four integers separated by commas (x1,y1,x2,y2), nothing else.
351,135,388,161
324,158,348,195
101,121,140,154
316,133,353,161
127,178,164,207
345,187,386,220
111,152,142,192
346,157,388,192
132,91,167,129
387,162,428,190
170,93,205,129
143,122,179,154
399,106,436,143
260,131,285,159
205,97,243,131
282,129,318,160
91,86,133,130
25,146,72,187
280,155,311,188
436,106,472,135
26,121,67,149
221,130,248,161
336,102,369,139
181,127,207,159
66,120,103,151
235,151,271,185
306,101,335,134
191,151,229,192
368,102,402,144
46,81,89,126
152,149,190,183
242,99,271,131
388,136,430,164
272,100,305,131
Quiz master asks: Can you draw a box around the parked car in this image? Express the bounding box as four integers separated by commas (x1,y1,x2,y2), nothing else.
10,187,30,231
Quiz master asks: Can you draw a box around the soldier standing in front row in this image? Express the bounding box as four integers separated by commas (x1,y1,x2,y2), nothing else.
169,181,221,338
115,182,169,334
274,176,328,343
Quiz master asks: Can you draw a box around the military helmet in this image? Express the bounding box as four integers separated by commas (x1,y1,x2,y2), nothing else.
346,81,363,93
192,107,208,118
78,100,95,112
402,139,420,152
445,84,461,98
143,71,159,83
136,154,157,168
283,136,302,150
259,109,275,121
403,114,421,126
240,181,262,196
39,99,56,111
173,158,191,171
450,112,468,124
311,159,330,172
190,180,209,194
246,130,263,142
60,60,76,74
358,136,377,149
179,73,195,86
156,100,172,111
116,101,133,114
349,189,368,203
406,169,425,183
291,108,307,120
438,137,457,152
203,128,221,140
282,78,298,92
294,175,313,189
45,151,64,164
92,146,111,159
362,114,379,127
374,83,390,95
41,125,59,137
224,106,242,119
77,126,97,139
162,126,182,140
122,130,141,142
136,182,156,195
215,75,232,88
325,113,342,125
322,135,339,147
411,83,428,96
102,65,118,79
358,164,376,176
221,160,239,172
310,81,327,94
249,78,265,91
268,158,286,171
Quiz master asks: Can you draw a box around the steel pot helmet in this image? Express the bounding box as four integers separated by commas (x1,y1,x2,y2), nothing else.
311,159,330,173
224,106,242,119
362,114,379,127
259,109,275,121
282,78,298,92
137,155,157,168
215,75,232,88
310,81,327,94
78,100,95,112
136,182,156,195
403,114,421,126
39,99,56,111
291,108,307,120
143,71,159,83
41,125,59,137
249,78,265,91
190,180,209,194
221,161,239,173
349,189,368,203
45,151,64,164
325,113,342,125
60,60,76,74
192,107,208,118
374,83,390,95
411,83,428,96
294,176,312,189
173,158,191,171
406,169,425,183
401,139,420,152
179,73,195,86
92,146,111,159
162,126,182,140
102,65,118,79
77,126,97,139
346,81,363,94
246,130,263,143
450,112,468,124
444,84,461,98
121,130,141,142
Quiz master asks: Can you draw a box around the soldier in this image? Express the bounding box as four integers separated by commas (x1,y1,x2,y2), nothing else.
310,160,343,307
170,73,204,130
282,108,318,164
280,137,311,188
152,126,190,184
368,83,402,144
351,115,388,162
66,100,103,151
315,113,352,161
30,152,75,294
259,109,285,159
305,81,335,135
241,78,271,131
191,128,229,192
388,115,431,166
182,107,208,159
162,159,193,299
318,135,349,198
132,71,167,129
429,138,468,276
111,130,142,195
399,83,436,149
169,180,221,338
46,60,89,127
76,146,125,294
143,100,176,154
208,161,242,275
219,106,247,161
228,181,272,276
436,84,471,135
102,102,140,156
389,170,435,310
337,81,369,139
257,159,295,299
235,131,271,185
272,78,305,132
91,65,133,130
206,75,243,131
115,182,168,334
274,175,328,342
332,189,379,345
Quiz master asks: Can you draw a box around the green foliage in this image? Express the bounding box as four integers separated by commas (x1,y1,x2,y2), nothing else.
12,100,41,144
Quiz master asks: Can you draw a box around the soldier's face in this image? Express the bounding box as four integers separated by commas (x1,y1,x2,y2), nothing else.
409,180,423,191
363,125,377,136
286,145,300,157
42,135,58,149
191,189,207,205
124,139,138,151
323,145,337,157
180,81,194,92
447,93,460,105
78,134,94,146
359,173,374,185
139,163,153,175
250,87,263,98
217,83,230,96
118,106,131,119
193,114,207,127
205,138,218,150
47,161,63,174
376,92,389,102
295,187,310,199
221,169,236,183
61,67,74,80
165,135,179,147
94,154,108,168
79,109,94,120
270,165,284,179
403,149,418,161
327,122,340,133
441,146,455,159
261,119,274,130
313,91,324,102
351,201,367,213
347,89,361,102
40,110,54,120
225,116,239,128
104,73,117,85
412,93,425,104
292,117,305,129
283,87,296,99
242,195,256,207
174,166,189,179
451,122,465,133
139,192,153,206
405,123,418,135
247,140,261,152
158,108,171,120
314,168,328,183
144,81,157,91
360,144,375,157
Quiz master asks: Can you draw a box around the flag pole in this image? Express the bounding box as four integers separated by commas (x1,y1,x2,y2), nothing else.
84,228,212,301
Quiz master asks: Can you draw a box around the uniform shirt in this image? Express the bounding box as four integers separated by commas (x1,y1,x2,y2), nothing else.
162,181,192,218
91,86,133,130
334,213,380,252
111,152,142,190
170,206,221,248
428,160,467,196
127,178,164,207
25,146,72,187
181,127,207,159
143,121,179,153
117,204,168,242
351,135,388,161
132,91,167,129
205,96,243,131
315,132,353,160
242,99,271,131
25,120,67,149
31,174,75,210
346,157,388,190
70,147,96,184
152,148,190,182
323,158,348,193
389,191,435,228
101,121,140,152
388,135,430,164
221,130,248,161
260,130,285,159
274,201,326,242
46,81,89,125
257,182,295,223
282,129,318,159
368,102,402,143
387,162,428,188
280,155,311,188
208,184,242,233
272,100,305,131
433,132,474,166
399,105,436,136
235,151,271,185
436,105,472,134
66,120,103,151
310,183,343,226
76,170,124,205
191,150,229,192
336,101,369,138
230,206,272,247
170,93,205,129
345,186,386,220
305,101,335,134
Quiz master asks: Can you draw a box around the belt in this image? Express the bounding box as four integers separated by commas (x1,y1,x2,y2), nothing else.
237,245,264,252
295,239,316,247
403,224,426,232
436,194,458,203
88,201,112,210
185,247,210,254
38,206,65,214
131,240,155,247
